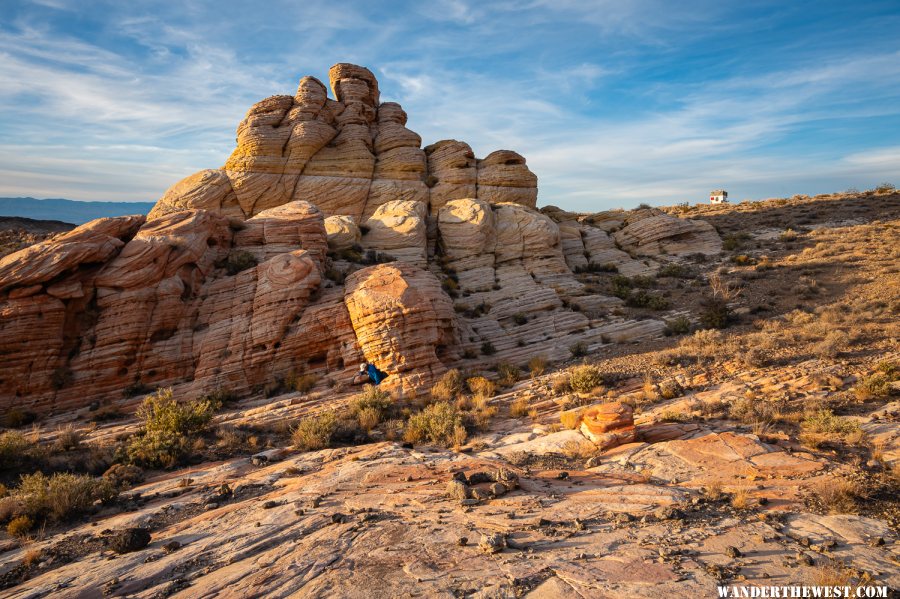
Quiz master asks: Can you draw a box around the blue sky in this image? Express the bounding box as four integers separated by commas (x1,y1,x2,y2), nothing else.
1,0,898,211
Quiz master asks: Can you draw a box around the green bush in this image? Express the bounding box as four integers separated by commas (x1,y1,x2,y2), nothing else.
802,409,859,435
569,341,588,357
15,472,115,523
480,341,497,356
568,364,605,394
404,402,464,447
350,385,392,426
126,388,217,468
664,316,691,336
700,297,730,329
292,412,338,451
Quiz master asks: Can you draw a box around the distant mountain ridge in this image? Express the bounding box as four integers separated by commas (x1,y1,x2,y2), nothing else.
0,197,153,225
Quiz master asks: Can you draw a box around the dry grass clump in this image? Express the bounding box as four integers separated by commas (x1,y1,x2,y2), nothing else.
528,356,548,378
466,376,496,400
560,408,584,430
812,559,862,587
431,369,464,402
496,363,520,388
291,412,338,451
469,397,498,431
807,478,861,514
6,515,33,538
568,364,605,394
811,330,849,359
404,402,466,447
730,486,752,510
286,372,318,394
561,439,596,459
510,396,530,418
728,396,775,428
126,388,218,469
52,424,84,452
800,409,861,448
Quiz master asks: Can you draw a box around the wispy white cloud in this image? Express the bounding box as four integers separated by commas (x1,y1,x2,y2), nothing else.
0,0,898,209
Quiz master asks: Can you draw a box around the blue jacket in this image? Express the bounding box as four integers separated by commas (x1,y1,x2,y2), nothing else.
367,363,387,385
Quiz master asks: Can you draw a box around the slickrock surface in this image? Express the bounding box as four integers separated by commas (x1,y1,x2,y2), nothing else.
0,64,721,415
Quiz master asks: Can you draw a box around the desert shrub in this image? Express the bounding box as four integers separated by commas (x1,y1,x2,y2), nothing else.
811,331,849,359
0,431,30,469
510,397,530,418
287,373,319,394
7,515,33,537
292,412,338,451
224,250,258,275
512,313,528,325
102,463,145,490
664,316,691,336
807,479,860,514
52,424,83,452
569,341,588,357
552,375,571,395
560,409,583,430
658,379,684,400
480,341,496,356
356,407,381,431
729,397,775,426
802,409,859,436
2,408,36,429
779,228,799,242
730,254,756,266
722,233,750,251
874,182,896,193
742,348,770,368
469,396,498,430
404,402,464,447
679,329,726,358
349,385,392,428
528,356,548,378
466,376,496,400
657,263,693,278
624,290,670,310
497,363,520,387
432,369,464,402
15,472,115,523
462,349,477,359
854,376,890,401
699,297,730,329
126,388,217,468
568,364,605,394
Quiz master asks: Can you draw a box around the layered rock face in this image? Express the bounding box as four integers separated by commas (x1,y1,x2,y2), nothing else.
149,64,537,222
0,63,722,415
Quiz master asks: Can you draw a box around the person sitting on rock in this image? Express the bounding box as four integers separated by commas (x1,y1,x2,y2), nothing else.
352,362,388,386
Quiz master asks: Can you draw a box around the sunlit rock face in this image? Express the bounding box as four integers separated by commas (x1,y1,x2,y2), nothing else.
0,63,721,415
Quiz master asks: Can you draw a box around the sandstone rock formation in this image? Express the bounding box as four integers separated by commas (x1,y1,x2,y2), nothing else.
580,402,636,448
0,63,722,415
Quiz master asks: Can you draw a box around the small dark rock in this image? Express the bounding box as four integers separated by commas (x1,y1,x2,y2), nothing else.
457,536,468,546
869,537,885,547
489,482,507,498
331,513,349,524
262,500,280,509
468,472,494,485
725,546,742,558
107,528,151,554
162,541,182,553
757,497,769,506
557,472,569,480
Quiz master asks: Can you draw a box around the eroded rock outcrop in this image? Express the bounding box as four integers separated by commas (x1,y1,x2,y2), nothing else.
0,63,722,414
150,65,537,222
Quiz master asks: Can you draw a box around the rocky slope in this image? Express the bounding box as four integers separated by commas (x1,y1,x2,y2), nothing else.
0,63,720,416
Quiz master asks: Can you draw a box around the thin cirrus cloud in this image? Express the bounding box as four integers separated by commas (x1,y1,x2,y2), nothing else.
0,0,898,209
